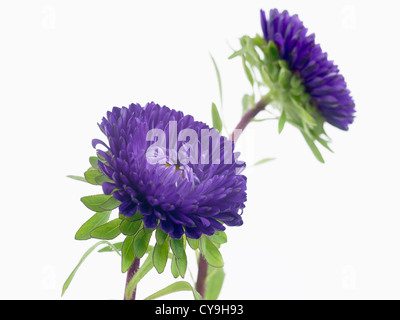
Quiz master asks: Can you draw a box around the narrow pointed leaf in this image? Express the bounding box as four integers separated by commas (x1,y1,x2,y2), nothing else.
62,240,120,296
301,131,325,163
211,103,222,133
210,54,223,108
67,175,87,183
254,158,275,166
144,281,202,300
278,110,286,133
98,242,123,252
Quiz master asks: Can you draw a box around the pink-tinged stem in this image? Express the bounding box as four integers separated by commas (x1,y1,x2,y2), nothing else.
124,258,140,300
196,97,270,299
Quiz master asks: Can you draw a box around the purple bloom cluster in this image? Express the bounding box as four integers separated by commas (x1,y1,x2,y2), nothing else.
93,103,247,239
261,9,355,130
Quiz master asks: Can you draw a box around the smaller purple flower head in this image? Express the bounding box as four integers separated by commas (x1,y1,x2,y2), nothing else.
93,102,247,239
260,9,355,130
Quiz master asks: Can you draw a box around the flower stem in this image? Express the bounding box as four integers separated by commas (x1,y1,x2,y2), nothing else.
196,254,208,298
230,96,271,142
196,96,271,299
124,258,140,300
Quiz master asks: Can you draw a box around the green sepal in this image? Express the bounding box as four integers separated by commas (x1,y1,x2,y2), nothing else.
200,236,224,268
84,169,103,185
89,156,99,170
75,211,112,240
208,231,227,245
81,194,113,212
133,229,152,258
187,237,199,250
153,238,170,274
155,227,168,245
171,255,180,279
175,253,187,278
121,236,136,273
170,237,186,260
120,219,142,236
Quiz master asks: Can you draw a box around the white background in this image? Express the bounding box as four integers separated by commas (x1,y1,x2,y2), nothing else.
0,0,399,300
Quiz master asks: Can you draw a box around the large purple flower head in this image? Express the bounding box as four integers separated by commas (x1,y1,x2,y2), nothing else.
261,9,355,130
93,102,247,239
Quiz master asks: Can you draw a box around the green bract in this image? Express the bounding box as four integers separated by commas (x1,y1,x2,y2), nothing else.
64,155,227,299
230,35,332,163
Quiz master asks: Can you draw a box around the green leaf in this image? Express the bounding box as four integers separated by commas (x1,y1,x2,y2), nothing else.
75,211,112,240
81,194,113,212
155,228,168,245
187,237,199,250
210,54,223,108
98,242,123,252
125,247,154,300
62,240,121,296
211,103,223,133
208,231,227,244
205,267,225,300
67,175,87,183
119,219,142,236
171,256,180,279
301,131,325,163
90,218,121,240
144,281,202,301
89,156,99,170
133,229,152,258
153,239,170,273
122,236,136,273
200,236,224,268
228,47,247,60
94,175,113,185
99,196,120,211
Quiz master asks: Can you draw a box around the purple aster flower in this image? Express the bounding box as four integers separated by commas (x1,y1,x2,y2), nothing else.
92,102,247,239
261,9,355,130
